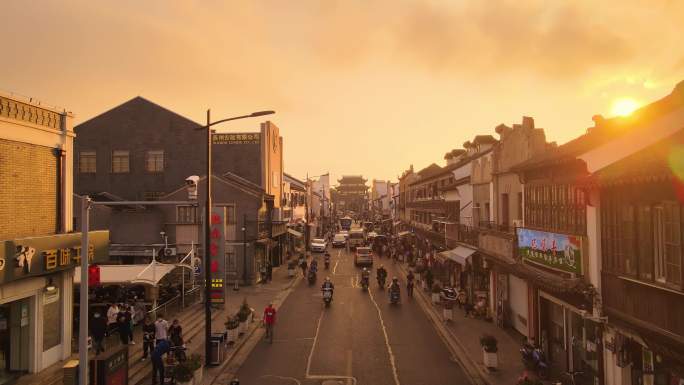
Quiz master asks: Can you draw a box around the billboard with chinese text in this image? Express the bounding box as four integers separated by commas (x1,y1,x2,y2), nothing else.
517,228,583,275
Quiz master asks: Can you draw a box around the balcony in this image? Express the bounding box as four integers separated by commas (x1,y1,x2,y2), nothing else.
445,223,516,262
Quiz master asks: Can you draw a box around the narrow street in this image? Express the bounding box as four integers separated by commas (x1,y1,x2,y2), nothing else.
234,244,471,385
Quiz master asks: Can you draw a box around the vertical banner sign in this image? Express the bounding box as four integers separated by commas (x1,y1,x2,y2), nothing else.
209,207,226,304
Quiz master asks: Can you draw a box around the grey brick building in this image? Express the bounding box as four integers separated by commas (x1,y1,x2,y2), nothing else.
73,97,286,284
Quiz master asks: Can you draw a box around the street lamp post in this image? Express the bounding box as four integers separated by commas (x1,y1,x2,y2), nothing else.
200,108,274,366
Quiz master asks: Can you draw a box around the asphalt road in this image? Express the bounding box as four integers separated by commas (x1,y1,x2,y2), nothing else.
233,243,472,385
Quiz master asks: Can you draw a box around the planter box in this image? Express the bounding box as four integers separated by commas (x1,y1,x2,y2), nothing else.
194,368,203,384
443,308,453,321
483,350,498,370
226,327,238,343
432,293,441,304
239,321,248,334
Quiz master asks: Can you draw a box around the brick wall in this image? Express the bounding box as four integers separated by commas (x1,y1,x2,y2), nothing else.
0,138,57,240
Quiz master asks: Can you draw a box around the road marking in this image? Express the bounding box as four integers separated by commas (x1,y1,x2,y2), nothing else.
260,374,302,384
345,350,353,385
368,288,401,385
333,260,339,275
305,310,358,385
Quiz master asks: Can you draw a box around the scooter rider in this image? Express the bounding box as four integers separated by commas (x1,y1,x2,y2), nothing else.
324,252,331,269
310,257,319,274
361,267,370,286
376,265,388,286
321,277,335,299
389,277,401,294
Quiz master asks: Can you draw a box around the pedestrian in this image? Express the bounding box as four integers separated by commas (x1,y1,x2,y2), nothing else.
456,289,466,310
266,260,273,282
425,269,434,291
406,270,415,297
260,264,268,284
142,316,155,361
91,311,107,355
106,303,119,334
300,258,308,277
154,314,169,346
263,302,277,343
117,305,132,345
151,339,170,385
169,319,183,347
133,297,146,327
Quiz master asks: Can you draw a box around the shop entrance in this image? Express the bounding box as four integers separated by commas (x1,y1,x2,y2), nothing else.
0,298,31,384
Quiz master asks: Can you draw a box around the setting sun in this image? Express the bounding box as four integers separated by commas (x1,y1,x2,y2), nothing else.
611,98,640,117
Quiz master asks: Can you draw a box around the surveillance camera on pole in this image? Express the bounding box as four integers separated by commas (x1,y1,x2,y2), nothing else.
186,175,200,200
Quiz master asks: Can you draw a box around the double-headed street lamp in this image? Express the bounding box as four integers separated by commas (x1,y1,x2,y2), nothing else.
198,109,274,365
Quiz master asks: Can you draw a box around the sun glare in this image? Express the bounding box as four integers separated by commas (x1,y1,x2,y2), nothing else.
611,98,639,117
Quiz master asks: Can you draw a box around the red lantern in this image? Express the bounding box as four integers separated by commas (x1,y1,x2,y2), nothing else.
88,264,101,286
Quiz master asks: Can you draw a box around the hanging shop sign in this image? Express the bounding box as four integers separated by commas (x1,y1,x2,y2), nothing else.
0,231,109,285
212,133,260,145
517,228,583,275
209,207,226,304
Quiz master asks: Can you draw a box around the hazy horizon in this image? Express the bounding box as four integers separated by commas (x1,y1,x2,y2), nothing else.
3,0,684,182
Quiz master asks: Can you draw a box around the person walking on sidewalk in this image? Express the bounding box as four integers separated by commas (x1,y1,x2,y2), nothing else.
263,302,277,343
300,258,308,277
91,311,107,355
106,303,119,335
154,314,169,346
425,269,434,292
266,260,273,282
151,339,170,385
406,270,415,297
117,306,132,345
142,316,155,361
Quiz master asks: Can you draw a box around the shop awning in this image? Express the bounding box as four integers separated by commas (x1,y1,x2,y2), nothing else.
438,246,477,265
74,262,177,286
287,228,303,238
397,231,412,238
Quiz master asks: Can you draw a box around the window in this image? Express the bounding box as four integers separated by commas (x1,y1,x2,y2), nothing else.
227,252,237,273
225,206,235,224
79,151,96,173
112,150,130,173
656,202,682,286
177,206,197,224
517,192,523,220
146,150,164,172
272,171,279,188
525,184,586,234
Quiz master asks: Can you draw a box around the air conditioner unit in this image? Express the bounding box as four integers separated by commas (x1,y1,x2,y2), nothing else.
512,219,523,228
164,247,177,257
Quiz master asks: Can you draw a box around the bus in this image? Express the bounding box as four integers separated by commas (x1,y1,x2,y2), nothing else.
339,216,352,231
348,229,365,250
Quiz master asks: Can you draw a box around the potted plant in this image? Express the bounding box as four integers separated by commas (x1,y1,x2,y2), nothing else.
431,283,442,304
480,334,499,370
174,361,194,385
188,354,203,384
225,315,239,343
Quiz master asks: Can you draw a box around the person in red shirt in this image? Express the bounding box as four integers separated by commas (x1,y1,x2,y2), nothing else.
263,302,277,343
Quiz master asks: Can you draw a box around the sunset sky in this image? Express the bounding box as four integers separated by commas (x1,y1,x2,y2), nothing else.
3,0,684,183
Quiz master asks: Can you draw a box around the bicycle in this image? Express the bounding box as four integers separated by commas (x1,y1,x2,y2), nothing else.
263,322,274,344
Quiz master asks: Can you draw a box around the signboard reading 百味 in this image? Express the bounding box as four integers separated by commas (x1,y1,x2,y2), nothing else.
212,133,260,145
517,228,583,275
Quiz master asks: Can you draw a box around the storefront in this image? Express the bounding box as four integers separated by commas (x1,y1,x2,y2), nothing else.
0,231,108,382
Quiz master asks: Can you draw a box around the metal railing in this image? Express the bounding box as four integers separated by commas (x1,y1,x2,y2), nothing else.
147,286,202,318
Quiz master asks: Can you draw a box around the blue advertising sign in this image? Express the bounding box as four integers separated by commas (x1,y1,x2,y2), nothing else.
517,228,583,275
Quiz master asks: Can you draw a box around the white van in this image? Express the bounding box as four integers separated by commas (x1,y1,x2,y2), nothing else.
348,229,365,250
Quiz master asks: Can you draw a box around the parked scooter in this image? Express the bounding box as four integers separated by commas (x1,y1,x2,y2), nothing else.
520,340,549,379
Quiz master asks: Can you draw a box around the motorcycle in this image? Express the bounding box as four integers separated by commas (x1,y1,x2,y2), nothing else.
389,288,400,305
324,255,330,270
361,276,369,291
322,288,333,307
308,270,317,285
377,275,386,289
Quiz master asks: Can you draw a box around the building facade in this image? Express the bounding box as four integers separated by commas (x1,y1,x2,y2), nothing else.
0,92,108,379
333,176,369,217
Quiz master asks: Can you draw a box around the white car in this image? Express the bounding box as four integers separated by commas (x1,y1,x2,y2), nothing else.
310,238,327,253
355,247,373,267
332,233,347,247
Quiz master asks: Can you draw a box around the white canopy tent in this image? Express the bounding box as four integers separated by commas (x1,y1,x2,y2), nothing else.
74,261,177,286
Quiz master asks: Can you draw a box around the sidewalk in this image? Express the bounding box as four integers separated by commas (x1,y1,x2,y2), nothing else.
397,263,526,385
199,264,301,385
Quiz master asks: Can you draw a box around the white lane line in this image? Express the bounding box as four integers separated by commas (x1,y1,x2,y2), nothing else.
333,260,340,275
305,310,358,385
260,374,302,384
368,288,401,385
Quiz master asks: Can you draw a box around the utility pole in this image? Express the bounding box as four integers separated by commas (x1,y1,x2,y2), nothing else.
204,109,212,365
305,172,309,252
243,213,248,284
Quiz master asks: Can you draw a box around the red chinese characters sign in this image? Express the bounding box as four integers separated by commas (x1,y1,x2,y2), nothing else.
209,208,225,303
